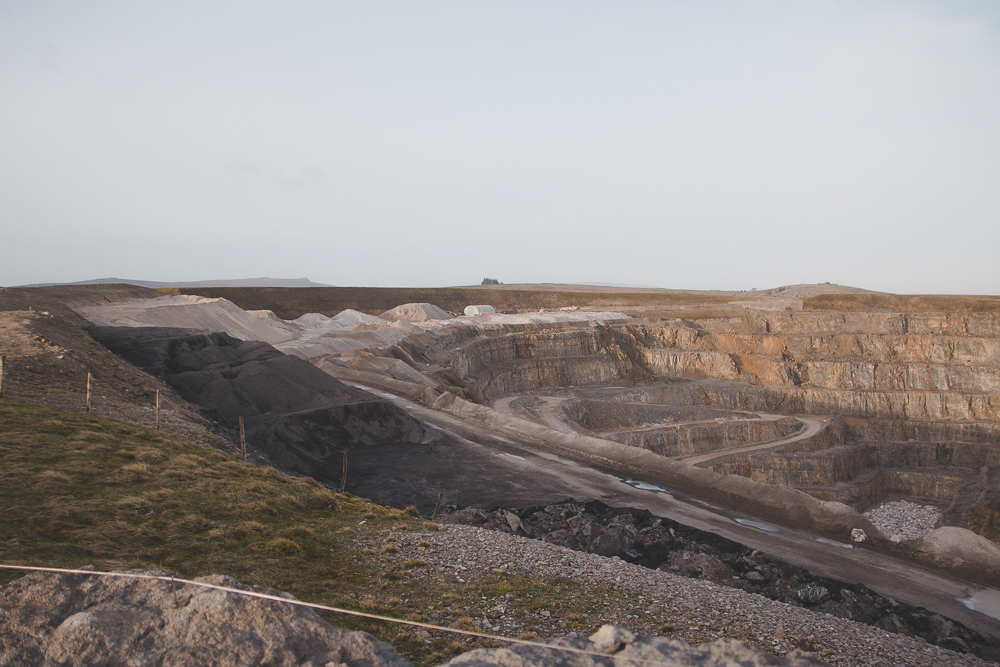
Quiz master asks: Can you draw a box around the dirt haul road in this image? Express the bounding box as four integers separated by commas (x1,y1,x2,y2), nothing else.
677,416,827,466
355,385,1000,644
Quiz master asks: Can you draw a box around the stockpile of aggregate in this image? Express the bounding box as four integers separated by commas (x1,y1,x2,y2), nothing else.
863,500,942,542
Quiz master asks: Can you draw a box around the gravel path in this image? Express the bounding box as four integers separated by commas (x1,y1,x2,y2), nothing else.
863,501,942,542
363,523,991,667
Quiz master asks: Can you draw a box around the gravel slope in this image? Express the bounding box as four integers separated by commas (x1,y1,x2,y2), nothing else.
362,523,993,667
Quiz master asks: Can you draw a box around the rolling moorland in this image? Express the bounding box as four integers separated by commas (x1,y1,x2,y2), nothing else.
3,281,1000,665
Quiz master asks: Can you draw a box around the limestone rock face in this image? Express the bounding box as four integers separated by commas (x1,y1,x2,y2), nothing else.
441,316,1000,421
0,570,411,667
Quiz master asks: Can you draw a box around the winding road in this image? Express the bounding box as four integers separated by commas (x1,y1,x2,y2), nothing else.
358,386,1000,643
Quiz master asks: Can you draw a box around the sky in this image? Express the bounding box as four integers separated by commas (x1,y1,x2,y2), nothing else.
2,1,999,294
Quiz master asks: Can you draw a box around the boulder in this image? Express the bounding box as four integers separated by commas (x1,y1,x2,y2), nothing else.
0,570,409,667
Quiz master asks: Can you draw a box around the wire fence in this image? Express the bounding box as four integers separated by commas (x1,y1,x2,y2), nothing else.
0,564,668,666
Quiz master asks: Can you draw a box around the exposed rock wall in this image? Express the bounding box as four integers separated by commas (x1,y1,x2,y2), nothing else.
433,317,1000,422
561,399,758,432
607,418,801,457
839,418,1000,446
611,381,1000,423
451,327,612,378
470,357,624,401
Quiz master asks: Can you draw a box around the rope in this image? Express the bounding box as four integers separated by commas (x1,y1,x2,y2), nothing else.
0,564,668,665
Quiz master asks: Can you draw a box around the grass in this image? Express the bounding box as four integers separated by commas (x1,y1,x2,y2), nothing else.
803,293,1000,313
0,400,642,665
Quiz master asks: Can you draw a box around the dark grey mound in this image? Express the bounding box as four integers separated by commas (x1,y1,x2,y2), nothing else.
445,500,999,661
87,327,433,482
0,571,827,667
0,569,409,667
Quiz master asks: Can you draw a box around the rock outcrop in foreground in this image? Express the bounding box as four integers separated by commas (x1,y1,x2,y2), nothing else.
0,569,825,667
0,569,408,667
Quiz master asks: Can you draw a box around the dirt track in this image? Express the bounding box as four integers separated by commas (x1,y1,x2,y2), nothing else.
678,416,827,465
362,385,1000,644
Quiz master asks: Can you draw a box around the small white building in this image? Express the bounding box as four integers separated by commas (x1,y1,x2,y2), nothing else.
464,305,496,316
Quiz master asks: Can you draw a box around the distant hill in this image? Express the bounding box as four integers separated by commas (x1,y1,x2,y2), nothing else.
21,277,333,289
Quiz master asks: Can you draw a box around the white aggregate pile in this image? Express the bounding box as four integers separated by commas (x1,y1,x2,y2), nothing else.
332,309,385,326
77,295,631,361
863,500,942,542
77,295,299,345
380,302,453,322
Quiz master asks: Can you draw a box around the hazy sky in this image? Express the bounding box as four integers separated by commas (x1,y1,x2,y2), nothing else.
2,1,999,294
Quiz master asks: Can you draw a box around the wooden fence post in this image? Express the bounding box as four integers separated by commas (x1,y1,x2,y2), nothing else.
239,416,246,462
85,372,92,413
339,452,348,493
155,389,160,430
432,492,444,520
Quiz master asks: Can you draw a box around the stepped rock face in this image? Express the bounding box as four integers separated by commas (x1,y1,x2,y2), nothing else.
435,314,1000,421
605,417,802,457
381,312,999,542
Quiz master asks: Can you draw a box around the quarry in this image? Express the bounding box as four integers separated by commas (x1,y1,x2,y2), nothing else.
3,281,1000,665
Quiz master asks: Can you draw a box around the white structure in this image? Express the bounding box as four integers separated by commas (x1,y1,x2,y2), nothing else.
464,305,496,316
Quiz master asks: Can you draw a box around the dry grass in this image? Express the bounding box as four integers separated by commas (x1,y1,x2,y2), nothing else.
278,525,316,540
0,400,645,666
117,462,150,482
35,470,72,484
804,293,1000,313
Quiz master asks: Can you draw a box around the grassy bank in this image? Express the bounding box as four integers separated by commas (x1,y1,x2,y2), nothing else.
803,293,1000,313
0,401,629,665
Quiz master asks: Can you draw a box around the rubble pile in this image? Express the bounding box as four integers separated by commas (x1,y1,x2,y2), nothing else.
863,500,942,542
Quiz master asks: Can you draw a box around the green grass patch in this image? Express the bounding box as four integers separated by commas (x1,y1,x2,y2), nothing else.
0,400,636,665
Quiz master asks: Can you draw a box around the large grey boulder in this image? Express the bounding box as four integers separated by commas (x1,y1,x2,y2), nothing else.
0,569,410,667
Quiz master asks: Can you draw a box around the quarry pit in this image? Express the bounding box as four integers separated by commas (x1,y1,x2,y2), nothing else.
68,288,1000,555
5,282,1000,646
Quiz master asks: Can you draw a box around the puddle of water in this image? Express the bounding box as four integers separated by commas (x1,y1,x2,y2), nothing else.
733,518,783,534
962,588,1000,622
815,537,853,549
623,479,670,493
